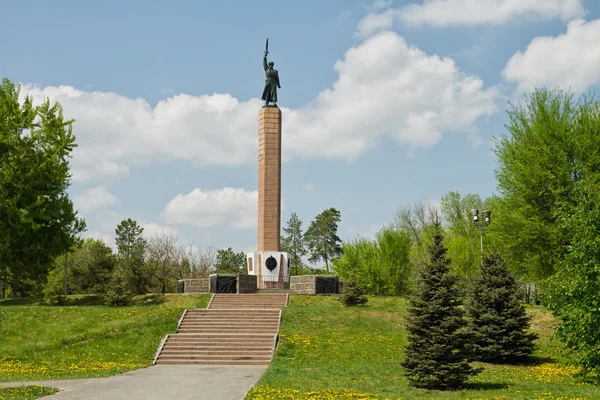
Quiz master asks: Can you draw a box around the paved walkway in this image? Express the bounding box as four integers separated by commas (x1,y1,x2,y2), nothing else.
1,365,266,400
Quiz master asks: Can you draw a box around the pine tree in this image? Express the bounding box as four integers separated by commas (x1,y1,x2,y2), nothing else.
281,213,307,275
402,223,479,390
467,252,538,362
305,208,342,273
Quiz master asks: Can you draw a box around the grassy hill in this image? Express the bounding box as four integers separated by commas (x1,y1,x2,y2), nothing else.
247,295,599,400
0,294,210,382
2,293,599,399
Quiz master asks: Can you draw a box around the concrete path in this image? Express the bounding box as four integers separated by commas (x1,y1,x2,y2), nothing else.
1,365,266,400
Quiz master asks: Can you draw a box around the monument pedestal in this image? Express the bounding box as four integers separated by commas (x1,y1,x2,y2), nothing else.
247,252,289,289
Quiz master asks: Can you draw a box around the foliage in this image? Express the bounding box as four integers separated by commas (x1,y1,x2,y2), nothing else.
467,251,538,362
304,208,342,273
0,294,211,381
0,77,85,297
214,247,246,274
490,88,600,280
440,191,485,280
339,279,367,307
333,227,412,295
394,200,438,276
547,177,600,379
402,224,479,390
281,213,307,275
114,219,148,295
43,239,115,303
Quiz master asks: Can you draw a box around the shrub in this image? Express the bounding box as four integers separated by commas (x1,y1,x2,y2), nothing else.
339,279,368,307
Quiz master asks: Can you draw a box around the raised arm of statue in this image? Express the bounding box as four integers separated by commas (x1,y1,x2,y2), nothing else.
263,53,268,71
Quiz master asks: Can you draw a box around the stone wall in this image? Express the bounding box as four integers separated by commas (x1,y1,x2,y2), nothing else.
290,275,316,294
291,275,342,294
237,274,257,293
180,278,209,293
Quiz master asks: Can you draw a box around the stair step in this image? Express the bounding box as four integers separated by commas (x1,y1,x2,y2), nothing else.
161,350,271,356
162,345,273,350
155,360,270,365
155,294,286,366
159,354,271,361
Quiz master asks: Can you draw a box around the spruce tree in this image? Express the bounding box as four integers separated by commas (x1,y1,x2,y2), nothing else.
402,223,478,390
340,279,368,307
467,252,537,362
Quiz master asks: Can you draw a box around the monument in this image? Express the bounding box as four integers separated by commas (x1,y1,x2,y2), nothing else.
247,39,290,289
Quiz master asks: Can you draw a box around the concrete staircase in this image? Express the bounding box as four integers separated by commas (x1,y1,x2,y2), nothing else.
154,294,287,365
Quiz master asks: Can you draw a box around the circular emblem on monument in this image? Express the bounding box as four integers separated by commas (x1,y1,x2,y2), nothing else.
265,256,278,271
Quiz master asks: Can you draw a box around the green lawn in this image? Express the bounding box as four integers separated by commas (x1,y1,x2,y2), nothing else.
0,385,58,400
246,295,599,400
0,293,211,382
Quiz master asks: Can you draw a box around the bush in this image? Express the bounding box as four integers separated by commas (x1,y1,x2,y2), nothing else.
340,279,368,307
102,271,130,306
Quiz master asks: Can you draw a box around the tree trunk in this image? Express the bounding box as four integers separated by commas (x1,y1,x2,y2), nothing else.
1,279,5,299
11,272,19,298
64,253,69,296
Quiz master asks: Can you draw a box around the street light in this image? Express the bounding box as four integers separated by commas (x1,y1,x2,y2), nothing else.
470,208,491,263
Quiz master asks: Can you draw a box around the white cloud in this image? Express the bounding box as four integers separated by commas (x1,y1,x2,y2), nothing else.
284,31,499,159
356,8,397,38
19,86,261,183
163,187,258,230
141,223,179,239
357,0,585,34
73,186,120,213
19,31,497,182
503,18,600,94
303,183,316,192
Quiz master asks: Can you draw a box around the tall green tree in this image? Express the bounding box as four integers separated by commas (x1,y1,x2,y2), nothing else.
491,88,580,280
547,177,600,378
0,78,85,297
281,213,307,275
115,218,148,295
467,251,537,362
304,208,342,273
402,223,479,390
215,247,246,274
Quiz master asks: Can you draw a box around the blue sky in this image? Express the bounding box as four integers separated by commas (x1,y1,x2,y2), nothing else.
3,0,600,255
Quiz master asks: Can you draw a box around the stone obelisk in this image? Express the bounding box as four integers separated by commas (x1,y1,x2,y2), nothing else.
246,106,289,289
246,40,289,289
257,106,282,252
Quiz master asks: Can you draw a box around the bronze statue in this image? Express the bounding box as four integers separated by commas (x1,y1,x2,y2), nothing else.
262,38,281,106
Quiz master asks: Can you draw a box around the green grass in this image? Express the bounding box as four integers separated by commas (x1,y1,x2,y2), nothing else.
0,385,58,400
246,295,600,400
0,293,211,382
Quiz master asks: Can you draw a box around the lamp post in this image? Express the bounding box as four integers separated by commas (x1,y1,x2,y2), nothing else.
470,208,491,264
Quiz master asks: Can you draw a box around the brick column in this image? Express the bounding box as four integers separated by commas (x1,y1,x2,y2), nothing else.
258,106,282,252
